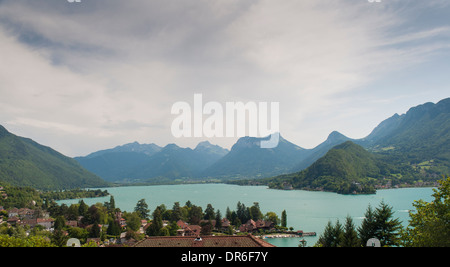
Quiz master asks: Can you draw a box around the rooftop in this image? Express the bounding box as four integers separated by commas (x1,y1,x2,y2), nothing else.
132,235,276,247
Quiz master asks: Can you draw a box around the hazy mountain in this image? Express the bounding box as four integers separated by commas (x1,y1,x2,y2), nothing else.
76,97,450,184
82,141,162,158
75,151,154,182
76,141,229,183
291,131,352,172
201,134,307,179
74,141,162,181
0,125,109,190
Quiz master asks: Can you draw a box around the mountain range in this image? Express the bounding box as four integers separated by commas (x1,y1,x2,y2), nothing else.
75,140,229,183
75,97,450,185
0,97,448,190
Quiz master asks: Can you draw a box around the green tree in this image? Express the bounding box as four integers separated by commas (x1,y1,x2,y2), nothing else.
78,200,88,217
160,227,170,236
281,210,287,228
105,195,116,212
134,199,149,220
249,202,263,221
226,207,232,220
52,230,69,247
215,209,222,230
147,207,163,236
358,201,402,247
201,220,213,235
68,227,89,242
54,216,66,231
341,215,360,247
0,234,55,247
106,219,122,236
204,204,215,220
89,223,101,238
403,176,450,247
236,202,248,223
316,221,335,247
67,204,79,221
265,212,280,226
166,221,180,236
124,212,142,232
358,204,376,246
188,205,203,225
374,200,402,246
171,202,182,222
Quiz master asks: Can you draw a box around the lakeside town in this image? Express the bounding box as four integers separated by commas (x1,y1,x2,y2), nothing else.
0,184,311,247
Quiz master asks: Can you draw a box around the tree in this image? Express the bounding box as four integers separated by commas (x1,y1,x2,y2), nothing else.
201,220,213,235
373,200,402,246
265,212,280,226
68,227,89,242
188,205,203,225
83,205,102,225
215,210,222,230
171,202,182,222
281,210,287,228
89,223,101,238
166,221,180,236
78,200,88,217
249,202,263,221
358,201,402,247
67,204,79,221
358,204,376,246
204,204,215,220
341,216,360,247
160,227,170,236
236,202,248,223
54,216,66,231
147,207,163,236
125,212,141,232
332,219,344,246
107,219,122,236
105,196,116,212
134,199,149,220
403,176,450,247
226,207,232,220
316,221,335,247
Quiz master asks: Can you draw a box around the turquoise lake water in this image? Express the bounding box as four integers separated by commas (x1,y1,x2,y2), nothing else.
58,184,435,247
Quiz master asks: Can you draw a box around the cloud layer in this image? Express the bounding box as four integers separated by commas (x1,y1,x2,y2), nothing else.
1,0,449,156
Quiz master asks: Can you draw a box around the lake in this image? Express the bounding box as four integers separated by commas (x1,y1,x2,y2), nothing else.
58,184,435,247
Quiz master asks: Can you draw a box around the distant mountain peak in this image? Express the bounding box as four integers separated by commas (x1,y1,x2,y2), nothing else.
194,140,229,157
163,143,181,150
326,131,348,142
231,133,289,151
195,140,213,148
232,136,261,150
0,125,10,137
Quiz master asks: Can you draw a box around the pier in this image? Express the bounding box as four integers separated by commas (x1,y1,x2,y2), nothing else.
262,231,316,239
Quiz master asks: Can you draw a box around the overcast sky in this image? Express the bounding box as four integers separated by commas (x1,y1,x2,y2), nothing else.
1,0,449,157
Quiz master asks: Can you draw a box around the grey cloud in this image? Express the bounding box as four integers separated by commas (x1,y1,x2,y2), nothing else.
1,0,449,156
